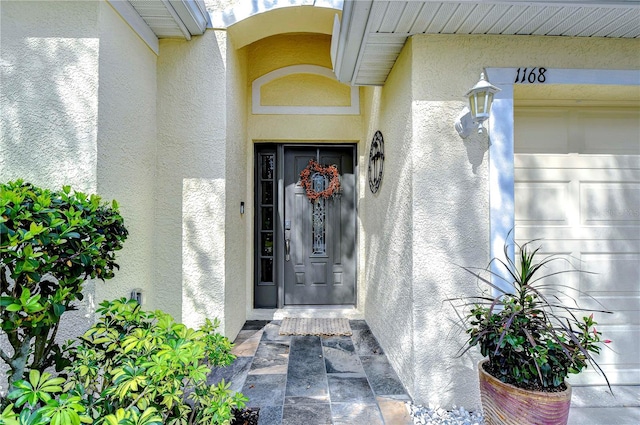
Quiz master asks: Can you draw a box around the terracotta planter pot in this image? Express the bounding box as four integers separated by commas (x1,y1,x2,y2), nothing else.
478,360,572,425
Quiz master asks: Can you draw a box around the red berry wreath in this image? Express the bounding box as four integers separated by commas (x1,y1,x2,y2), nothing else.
299,159,341,202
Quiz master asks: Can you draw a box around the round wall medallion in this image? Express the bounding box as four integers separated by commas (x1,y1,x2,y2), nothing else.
368,130,385,194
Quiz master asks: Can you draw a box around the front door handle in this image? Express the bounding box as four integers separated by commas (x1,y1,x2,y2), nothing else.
285,237,291,262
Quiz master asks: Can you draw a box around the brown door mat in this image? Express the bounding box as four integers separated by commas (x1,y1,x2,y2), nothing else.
278,318,352,336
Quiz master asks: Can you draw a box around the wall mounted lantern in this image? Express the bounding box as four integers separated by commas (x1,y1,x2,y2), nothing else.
455,72,500,138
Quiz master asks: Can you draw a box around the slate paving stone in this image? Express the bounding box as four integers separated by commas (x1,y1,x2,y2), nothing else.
352,328,385,355
261,322,291,344
285,339,329,400
286,365,329,401
208,356,252,393
331,402,385,425
281,403,333,425
349,320,370,330
328,375,376,403
322,337,365,375
227,321,413,424
284,395,330,405
243,320,271,330
360,355,407,396
232,330,264,357
241,374,287,408
250,342,289,375
234,329,259,345
322,335,356,350
256,405,283,425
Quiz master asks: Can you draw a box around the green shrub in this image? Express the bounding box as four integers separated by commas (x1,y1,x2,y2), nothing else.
64,298,246,424
1,299,247,424
0,180,128,395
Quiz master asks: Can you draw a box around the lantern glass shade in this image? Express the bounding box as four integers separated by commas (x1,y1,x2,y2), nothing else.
465,73,500,125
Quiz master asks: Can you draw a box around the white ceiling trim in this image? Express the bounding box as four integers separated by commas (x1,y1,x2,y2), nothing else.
109,0,210,52
334,1,640,86
107,0,159,54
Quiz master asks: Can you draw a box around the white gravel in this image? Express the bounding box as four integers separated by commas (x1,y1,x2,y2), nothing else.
408,402,485,425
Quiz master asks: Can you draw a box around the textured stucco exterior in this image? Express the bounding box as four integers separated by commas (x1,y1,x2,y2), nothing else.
94,0,157,313
0,0,157,333
156,31,237,333
245,33,361,145
0,0,157,392
1,0,99,194
361,41,416,397
362,33,640,409
2,0,639,408
223,32,249,339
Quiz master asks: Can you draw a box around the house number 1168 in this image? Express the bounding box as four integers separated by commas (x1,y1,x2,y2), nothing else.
514,67,547,83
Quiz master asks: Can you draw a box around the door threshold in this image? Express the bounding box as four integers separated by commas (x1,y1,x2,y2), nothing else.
249,306,364,321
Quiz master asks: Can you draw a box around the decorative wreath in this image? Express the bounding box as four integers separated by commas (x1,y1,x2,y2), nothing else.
300,159,341,202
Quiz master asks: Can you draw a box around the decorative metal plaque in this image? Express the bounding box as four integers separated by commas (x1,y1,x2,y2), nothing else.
311,172,327,254
368,130,384,193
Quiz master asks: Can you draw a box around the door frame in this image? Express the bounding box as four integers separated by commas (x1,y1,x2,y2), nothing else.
254,143,358,309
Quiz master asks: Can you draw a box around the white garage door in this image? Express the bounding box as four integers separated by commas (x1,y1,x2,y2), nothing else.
514,105,640,386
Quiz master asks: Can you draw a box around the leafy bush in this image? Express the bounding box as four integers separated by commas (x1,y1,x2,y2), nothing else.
65,298,246,424
451,237,611,391
1,370,92,425
0,180,128,393
1,299,247,424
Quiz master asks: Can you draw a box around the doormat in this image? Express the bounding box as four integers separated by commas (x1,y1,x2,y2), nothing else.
279,318,352,336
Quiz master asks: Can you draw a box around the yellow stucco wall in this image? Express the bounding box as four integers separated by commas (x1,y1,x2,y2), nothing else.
393,34,639,408
94,0,158,318
361,38,416,399
246,34,363,142
0,0,158,330
0,0,158,391
224,32,250,339
156,30,233,333
262,74,351,107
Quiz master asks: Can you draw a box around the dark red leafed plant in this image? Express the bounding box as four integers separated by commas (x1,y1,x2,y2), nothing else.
449,233,613,392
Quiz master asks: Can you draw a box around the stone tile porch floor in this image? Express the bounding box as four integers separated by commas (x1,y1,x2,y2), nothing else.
209,320,412,425
210,319,640,425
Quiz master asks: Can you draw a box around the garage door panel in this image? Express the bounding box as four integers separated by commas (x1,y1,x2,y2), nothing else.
512,243,639,296
598,327,640,363
515,154,640,170
576,299,639,325
581,183,640,225
569,325,640,386
581,110,640,155
514,109,570,153
581,253,640,295
515,103,640,385
516,227,640,241
515,182,570,224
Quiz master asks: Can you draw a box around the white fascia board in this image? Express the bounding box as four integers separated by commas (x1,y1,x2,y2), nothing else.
107,0,159,55
424,0,639,6
161,0,192,40
169,0,211,34
333,0,373,84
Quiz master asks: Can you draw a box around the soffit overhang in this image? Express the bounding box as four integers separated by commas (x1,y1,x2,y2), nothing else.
334,0,640,86
110,0,210,41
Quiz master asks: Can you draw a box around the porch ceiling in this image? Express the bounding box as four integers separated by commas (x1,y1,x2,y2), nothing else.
333,0,640,86
118,0,210,40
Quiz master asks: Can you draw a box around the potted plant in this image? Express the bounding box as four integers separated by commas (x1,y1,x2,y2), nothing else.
451,235,612,425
